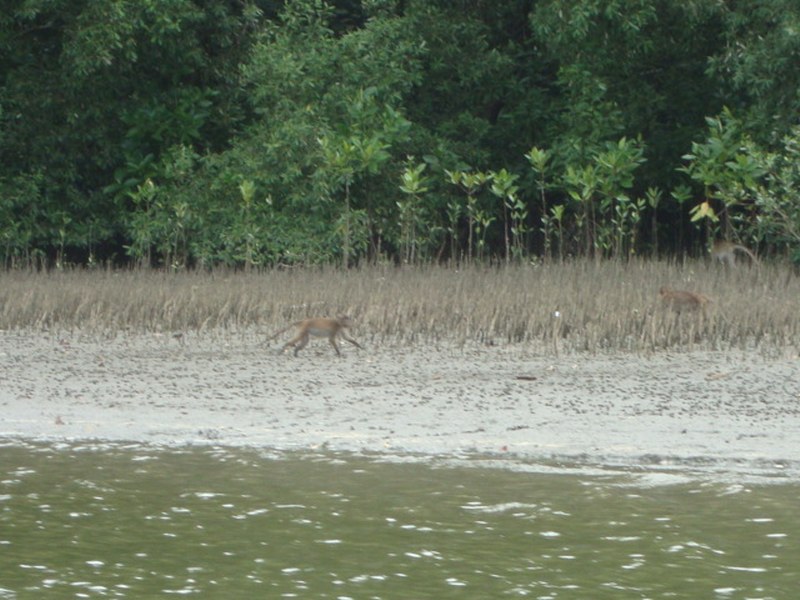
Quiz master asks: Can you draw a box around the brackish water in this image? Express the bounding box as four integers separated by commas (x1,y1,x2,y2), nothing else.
0,442,797,599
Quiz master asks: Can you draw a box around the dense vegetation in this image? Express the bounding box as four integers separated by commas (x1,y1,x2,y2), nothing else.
2,0,799,268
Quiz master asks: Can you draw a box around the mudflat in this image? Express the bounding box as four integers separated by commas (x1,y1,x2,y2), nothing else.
2,330,798,479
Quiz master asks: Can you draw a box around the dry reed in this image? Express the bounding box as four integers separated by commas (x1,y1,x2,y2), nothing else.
1,260,797,354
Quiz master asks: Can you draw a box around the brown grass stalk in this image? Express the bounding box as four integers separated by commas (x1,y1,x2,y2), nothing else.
1,260,797,354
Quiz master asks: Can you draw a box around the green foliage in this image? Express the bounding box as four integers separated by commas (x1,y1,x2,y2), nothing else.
562,137,646,258
526,147,552,259
747,127,800,253
709,0,800,141
1,0,258,265
224,180,273,270
549,204,567,260
681,109,800,257
446,170,491,262
227,1,423,264
0,172,45,266
316,89,411,266
488,168,524,262
530,0,723,184
1,0,798,267
681,108,767,242
594,137,647,258
644,186,663,255
398,160,431,264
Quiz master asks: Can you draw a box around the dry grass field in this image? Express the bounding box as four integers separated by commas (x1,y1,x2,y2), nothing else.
1,260,798,354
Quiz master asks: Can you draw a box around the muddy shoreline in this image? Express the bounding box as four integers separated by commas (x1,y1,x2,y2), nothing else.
2,330,799,480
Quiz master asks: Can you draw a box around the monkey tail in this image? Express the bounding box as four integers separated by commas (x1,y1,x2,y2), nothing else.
736,245,760,265
262,322,297,346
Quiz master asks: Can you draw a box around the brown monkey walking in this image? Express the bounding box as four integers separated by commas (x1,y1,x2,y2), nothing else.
659,287,712,313
267,316,363,356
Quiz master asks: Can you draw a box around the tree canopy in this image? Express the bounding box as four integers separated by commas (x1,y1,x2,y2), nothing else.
2,0,799,267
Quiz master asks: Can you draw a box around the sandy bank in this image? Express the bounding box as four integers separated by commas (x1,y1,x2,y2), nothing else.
1,330,798,479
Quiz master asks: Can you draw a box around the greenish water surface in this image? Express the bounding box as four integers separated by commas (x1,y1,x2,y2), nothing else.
0,441,797,599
